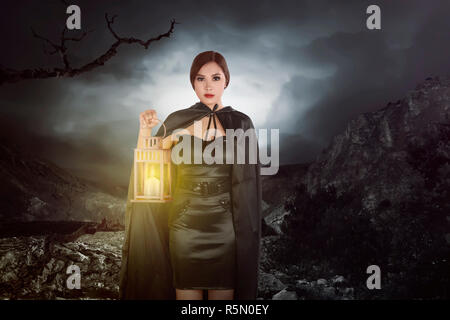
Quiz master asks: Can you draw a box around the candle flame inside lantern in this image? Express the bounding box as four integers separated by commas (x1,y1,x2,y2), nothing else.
144,164,160,197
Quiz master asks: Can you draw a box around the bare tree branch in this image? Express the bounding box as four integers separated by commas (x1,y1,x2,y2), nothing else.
31,27,60,53
31,25,92,70
0,15,180,85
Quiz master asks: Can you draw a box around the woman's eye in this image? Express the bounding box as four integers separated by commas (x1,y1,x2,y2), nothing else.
196,76,220,81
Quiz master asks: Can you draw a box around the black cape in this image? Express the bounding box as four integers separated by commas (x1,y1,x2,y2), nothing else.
119,101,262,300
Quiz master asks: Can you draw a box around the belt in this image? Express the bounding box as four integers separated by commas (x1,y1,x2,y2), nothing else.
180,179,231,196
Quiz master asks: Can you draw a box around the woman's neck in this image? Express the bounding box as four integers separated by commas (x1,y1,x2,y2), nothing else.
202,101,224,110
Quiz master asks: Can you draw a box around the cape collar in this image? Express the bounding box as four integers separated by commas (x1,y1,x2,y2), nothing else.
192,101,233,113
155,101,237,137
190,102,233,140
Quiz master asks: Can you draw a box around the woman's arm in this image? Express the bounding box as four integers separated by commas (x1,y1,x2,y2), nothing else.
136,127,151,149
136,127,175,149
137,109,174,149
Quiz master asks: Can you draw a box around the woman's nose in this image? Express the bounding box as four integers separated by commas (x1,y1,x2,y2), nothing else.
204,79,212,89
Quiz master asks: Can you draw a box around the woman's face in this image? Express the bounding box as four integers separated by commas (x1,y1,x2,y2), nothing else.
193,61,227,108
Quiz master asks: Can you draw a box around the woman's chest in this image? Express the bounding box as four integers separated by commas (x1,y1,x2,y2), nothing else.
183,114,226,140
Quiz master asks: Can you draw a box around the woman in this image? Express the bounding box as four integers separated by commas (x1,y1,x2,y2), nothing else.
119,51,261,300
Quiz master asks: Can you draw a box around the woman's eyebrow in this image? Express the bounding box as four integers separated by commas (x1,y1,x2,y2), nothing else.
196,73,222,76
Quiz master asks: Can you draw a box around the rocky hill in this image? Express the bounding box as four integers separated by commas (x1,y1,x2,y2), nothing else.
0,138,126,226
263,76,450,300
303,76,449,212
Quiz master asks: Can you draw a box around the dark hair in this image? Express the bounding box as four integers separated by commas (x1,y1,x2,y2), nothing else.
190,51,230,90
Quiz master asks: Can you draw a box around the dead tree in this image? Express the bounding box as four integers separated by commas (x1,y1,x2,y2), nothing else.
0,13,180,85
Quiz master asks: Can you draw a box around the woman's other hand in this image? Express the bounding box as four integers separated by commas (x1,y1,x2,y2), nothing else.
139,109,174,149
139,109,160,129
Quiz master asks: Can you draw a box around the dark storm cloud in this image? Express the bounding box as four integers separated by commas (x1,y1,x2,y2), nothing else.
0,0,448,185
266,1,450,163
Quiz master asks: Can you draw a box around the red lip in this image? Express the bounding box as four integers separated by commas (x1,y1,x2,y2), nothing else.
204,94,215,98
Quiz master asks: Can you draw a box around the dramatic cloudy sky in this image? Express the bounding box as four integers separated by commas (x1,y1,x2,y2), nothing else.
0,0,449,186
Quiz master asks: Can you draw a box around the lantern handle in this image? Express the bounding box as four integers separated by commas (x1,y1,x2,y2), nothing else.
154,118,167,139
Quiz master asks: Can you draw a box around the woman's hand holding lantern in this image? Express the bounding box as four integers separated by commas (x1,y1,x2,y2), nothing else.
139,109,173,149
140,109,159,130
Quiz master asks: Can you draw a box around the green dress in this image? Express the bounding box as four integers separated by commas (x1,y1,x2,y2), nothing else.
168,134,236,290
119,102,261,300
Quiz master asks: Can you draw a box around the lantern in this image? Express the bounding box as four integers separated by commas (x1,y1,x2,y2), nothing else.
131,119,173,203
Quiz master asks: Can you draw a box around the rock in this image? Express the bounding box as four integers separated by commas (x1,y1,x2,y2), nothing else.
287,264,300,274
259,235,282,272
342,287,354,296
0,231,123,299
331,275,346,285
261,219,278,237
272,289,298,300
295,279,321,299
263,205,291,235
0,251,17,269
273,270,291,284
261,200,270,212
1,271,18,283
26,197,50,221
293,277,355,300
258,271,287,297
322,286,337,299
296,279,310,288
54,260,65,273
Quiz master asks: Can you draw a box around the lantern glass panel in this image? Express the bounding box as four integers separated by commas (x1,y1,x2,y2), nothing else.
136,161,163,199
163,162,171,198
